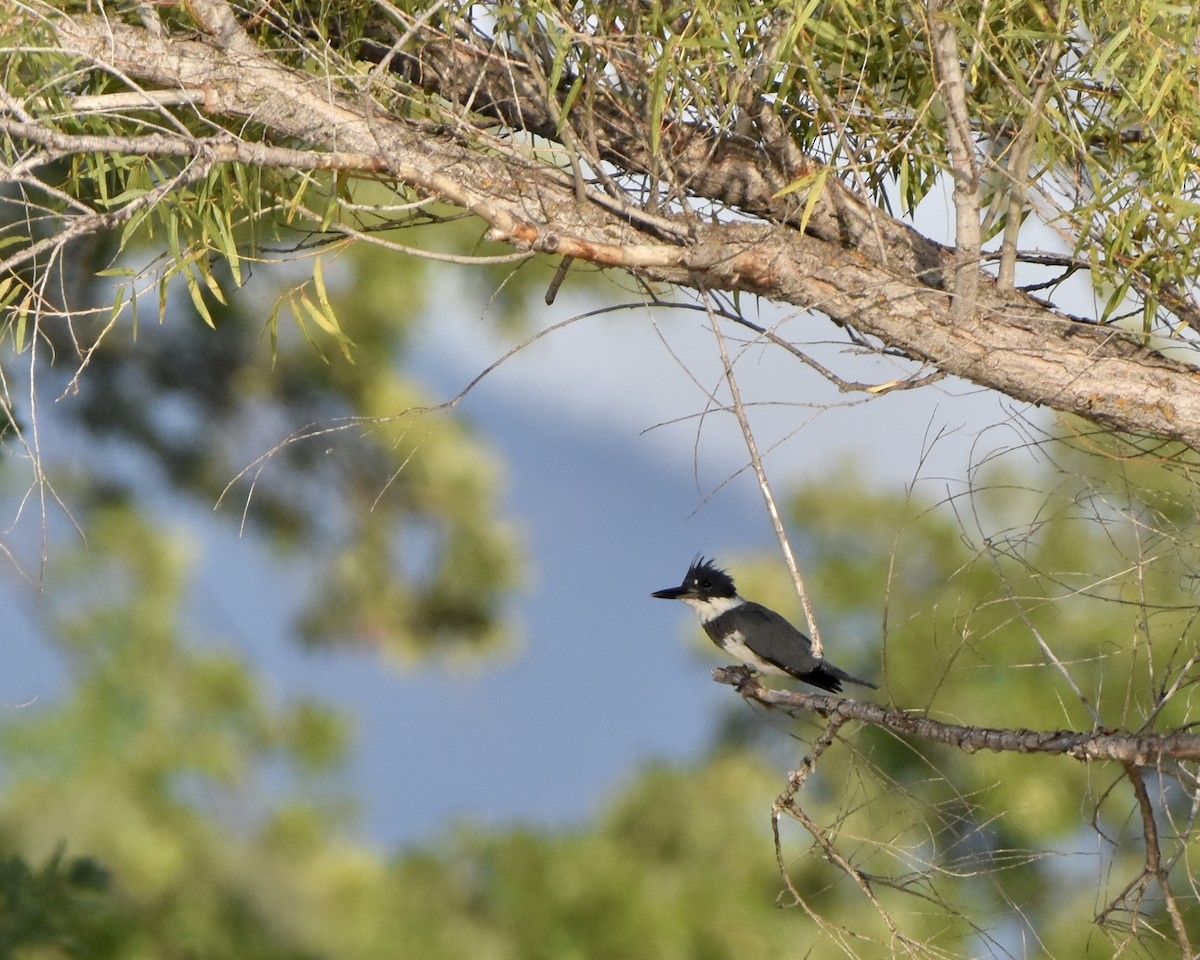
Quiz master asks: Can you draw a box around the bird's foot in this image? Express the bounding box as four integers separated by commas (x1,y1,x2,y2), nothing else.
729,664,758,692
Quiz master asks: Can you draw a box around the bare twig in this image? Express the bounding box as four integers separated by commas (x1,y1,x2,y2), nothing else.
724,309,947,396
708,301,824,656
782,794,921,952
218,300,659,524
1124,764,1192,957
987,552,1104,728
713,667,1200,764
773,712,846,899
771,711,925,955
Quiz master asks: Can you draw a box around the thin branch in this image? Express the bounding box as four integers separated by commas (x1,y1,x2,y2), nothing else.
773,712,846,900
726,309,947,396
1125,763,1193,957
0,120,388,174
994,10,1065,290
769,711,924,954
713,667,1200,764
782,795,922,952
218,299,669,522
986,550,1103,727
708,301,824,657
927,0,980,314
0,148,215,283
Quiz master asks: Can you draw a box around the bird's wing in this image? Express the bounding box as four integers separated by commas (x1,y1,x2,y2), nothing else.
735,602,820,675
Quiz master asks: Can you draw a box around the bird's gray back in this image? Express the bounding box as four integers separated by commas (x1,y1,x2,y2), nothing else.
703,601,820,675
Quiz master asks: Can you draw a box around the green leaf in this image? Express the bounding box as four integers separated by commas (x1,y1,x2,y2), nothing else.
771,166,825,201
298,291,354,361
796,167,830,235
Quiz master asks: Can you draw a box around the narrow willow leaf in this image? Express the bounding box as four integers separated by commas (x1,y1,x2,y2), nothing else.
184,262,215,327
214,207,242,287
797,167,830,235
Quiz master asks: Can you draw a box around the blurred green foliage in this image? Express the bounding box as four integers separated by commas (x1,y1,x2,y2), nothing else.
2,441,1198,958
0,850,115,959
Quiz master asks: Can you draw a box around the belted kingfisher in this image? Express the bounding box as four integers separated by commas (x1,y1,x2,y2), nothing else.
652,556,877,694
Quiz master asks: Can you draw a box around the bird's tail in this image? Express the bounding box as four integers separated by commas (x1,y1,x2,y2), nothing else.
808,661,878,693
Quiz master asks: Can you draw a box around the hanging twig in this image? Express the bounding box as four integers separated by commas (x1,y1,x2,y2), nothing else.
772,711,923,954
989,557,1103,728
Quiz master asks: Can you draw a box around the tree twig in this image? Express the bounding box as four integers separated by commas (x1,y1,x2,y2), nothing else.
773,711,846,901
986,551,1103,727
1124,763,1193,957
713,666,1200,764
708,301,824,656
927,0,980,315
993,10,1065,291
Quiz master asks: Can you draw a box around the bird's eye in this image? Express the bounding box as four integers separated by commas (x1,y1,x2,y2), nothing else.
700,579,710,588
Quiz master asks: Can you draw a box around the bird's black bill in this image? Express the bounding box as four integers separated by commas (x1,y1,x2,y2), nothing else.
651,585,687,599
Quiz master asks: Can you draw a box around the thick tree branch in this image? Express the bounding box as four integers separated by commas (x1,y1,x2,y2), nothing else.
36,13,1200,451
377,32,950,286
714,667,1200,764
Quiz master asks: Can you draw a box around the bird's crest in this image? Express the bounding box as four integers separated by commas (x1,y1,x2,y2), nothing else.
685,555,737,597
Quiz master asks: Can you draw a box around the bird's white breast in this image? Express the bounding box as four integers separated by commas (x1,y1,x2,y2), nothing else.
681,594,744,622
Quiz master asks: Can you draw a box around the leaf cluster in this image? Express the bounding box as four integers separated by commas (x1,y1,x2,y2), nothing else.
254,0,1200,332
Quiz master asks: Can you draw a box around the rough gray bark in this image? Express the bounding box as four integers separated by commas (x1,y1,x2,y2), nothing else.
27,6,1200,450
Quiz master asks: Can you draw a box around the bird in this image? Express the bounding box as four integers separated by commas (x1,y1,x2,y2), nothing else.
651,556,877,694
